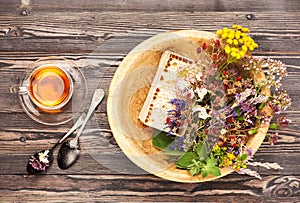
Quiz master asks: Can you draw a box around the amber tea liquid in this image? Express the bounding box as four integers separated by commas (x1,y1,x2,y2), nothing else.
29,65,73,110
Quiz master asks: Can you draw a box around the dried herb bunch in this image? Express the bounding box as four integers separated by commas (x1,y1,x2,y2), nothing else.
152,25,291,179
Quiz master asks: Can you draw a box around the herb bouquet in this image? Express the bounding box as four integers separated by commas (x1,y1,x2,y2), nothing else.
151,25,291,179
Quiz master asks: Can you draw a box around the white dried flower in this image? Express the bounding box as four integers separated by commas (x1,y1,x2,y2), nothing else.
195,72,203,81
195,87,207,101
251,95,269,105
220,128,227,135
246,161,283,170
192,105,211,120
38,150,50,164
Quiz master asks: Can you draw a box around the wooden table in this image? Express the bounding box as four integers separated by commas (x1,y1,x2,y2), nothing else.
0,0,299,202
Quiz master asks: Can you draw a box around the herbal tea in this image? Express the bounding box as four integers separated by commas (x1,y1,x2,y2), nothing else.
29,65,73,110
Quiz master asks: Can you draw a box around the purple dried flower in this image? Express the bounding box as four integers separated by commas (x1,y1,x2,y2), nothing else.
242,106,249,112
246,147,253,157
165,98,186,135
233,148,241,156
231,111,238,117
225,123,231,129
227,147,234,153
224,105,232,114
170,98,186,110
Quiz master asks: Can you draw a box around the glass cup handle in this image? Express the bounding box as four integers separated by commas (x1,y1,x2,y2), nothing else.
18,86,29,95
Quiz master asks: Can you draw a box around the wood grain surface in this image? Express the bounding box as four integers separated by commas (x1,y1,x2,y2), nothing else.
0,0,299,202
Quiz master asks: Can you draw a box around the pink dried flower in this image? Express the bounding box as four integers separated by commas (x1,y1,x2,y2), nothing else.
277,115,291,128
268,133,278,145
29,156,49,171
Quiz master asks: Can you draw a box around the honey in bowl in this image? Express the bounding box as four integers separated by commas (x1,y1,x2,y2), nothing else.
29,65,73,111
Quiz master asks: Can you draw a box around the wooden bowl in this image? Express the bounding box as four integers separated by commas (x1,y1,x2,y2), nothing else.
107,30,270,182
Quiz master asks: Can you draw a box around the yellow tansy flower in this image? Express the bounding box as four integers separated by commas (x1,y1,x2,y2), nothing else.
232,24,238,29
228,33,235,39
245,41,251,47
231,51,237,57
227,153,236,160
216,29,223,35
233,39,239,46
225,45,231,54
242,27,250,33
240,51,245,57
215,24,258,65
222,33,228,39
235,32,241,39
231,47,238,52
223,28,229,33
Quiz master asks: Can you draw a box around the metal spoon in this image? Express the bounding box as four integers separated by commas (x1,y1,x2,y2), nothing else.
57,88,105,170
26,88,105,174
27,111,85,175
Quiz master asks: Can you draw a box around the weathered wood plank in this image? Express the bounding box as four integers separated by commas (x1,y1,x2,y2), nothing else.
1,150,299,175
0,125,299,175
1,12,299,37
0,12,299,52
0,174,299,202
1,0,300,12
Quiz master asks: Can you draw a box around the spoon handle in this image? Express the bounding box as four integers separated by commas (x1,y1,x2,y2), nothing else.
58,113,86,144
74,88,105,141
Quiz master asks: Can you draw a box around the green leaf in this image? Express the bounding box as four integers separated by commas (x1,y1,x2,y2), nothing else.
176,152,198,169
187,160,203,176
206,156,218,167
238,116,245,121
201,169,209,178
208,166,221,177
269,123,281,130
196,142,209,158
259,103,266,109
201,157,221,178
198,119,204,127
236,108,241,117
189,166,201,176
241,154,248,161
256,116,261,126
152,130,174,150
248,128,258,135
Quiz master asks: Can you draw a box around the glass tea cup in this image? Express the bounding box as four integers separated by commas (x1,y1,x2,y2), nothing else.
19,64,74,112
18,56,87,125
